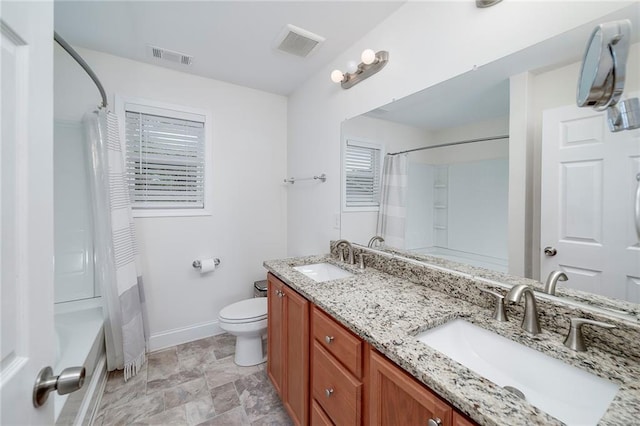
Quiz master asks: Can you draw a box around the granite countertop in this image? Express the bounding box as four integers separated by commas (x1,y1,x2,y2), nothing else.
263,254,640,426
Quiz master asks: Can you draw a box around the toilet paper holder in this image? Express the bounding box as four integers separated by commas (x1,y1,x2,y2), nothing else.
192,258,221,269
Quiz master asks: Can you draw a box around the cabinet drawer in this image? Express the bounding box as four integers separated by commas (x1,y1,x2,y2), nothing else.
311,399,334,426
312,306,363,377
312,342,362,426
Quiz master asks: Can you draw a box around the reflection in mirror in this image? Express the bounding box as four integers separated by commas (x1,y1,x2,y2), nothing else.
384,135,509,272
576,19,640,131
340,5,640,320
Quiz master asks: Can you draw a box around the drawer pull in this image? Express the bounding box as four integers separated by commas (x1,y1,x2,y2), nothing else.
324,335,335,344
427,418,442,426
325,388,334,397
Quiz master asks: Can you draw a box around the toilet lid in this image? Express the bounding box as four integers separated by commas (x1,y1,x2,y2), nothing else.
219,298,267,323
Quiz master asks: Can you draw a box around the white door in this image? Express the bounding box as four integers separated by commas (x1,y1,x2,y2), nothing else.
541,101,640,302
1,2,55,424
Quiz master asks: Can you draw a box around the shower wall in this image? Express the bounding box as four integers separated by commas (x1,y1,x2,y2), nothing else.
54,119,99,303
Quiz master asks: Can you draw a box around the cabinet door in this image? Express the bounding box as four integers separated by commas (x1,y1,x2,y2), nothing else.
370,351,452,426
453,411,477,426
311,399,335,426
267,274,284,396
283,284,310,425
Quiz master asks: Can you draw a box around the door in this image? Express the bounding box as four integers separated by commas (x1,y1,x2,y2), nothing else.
541,101,640,302
283,285,309,425
1,2,55,424
267,274,284,396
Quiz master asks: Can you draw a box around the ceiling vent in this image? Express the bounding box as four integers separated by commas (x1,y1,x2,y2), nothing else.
274,24,325,58
147,45,193,66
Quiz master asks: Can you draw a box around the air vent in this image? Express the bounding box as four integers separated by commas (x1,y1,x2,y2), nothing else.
147,45,193,66
274,24,325,58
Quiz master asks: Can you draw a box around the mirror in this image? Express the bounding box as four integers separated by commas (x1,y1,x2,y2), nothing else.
340,7,640,321
577,19,640,131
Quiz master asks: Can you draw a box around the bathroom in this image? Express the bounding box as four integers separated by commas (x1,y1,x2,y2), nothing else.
1,1,639,425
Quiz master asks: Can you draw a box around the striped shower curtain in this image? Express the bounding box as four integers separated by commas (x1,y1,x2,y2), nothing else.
84,110,147,380
376,153,409,249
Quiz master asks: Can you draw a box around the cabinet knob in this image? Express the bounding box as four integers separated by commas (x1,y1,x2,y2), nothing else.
427,418,442,426
325,388,334,397
324,335,334,344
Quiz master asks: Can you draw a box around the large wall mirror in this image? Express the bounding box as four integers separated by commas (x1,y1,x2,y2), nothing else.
340,4,640,320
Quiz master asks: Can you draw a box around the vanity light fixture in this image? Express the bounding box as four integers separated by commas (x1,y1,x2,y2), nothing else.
330,49,389,89
476,0,503,7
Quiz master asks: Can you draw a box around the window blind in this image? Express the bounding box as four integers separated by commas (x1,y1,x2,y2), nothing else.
125,110,205,209
345,142,381,207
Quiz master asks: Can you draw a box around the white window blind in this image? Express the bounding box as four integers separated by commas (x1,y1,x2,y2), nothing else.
345,141,381,207
124,108,205,209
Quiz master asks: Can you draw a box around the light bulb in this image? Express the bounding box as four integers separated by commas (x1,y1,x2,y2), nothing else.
361,49,376,65
330,69,344,83
346,60,358,74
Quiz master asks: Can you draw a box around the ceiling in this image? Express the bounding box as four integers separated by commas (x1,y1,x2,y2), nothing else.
54,1,406,96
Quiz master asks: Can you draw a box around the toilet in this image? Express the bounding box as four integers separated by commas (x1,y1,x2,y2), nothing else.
218,297,268,366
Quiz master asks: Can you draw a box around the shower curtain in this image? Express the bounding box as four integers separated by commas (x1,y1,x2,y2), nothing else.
84,110,147,380
377,153,409,249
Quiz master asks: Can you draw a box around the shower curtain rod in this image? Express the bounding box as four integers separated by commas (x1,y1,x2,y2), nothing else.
387,135,509,156
54,31,108,109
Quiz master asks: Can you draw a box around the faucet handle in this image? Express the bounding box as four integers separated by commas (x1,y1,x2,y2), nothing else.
338,247,345,262
480,288,508,322
358,253,366,269
563,317,616,352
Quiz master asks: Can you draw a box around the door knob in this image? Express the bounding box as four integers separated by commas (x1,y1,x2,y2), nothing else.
544,246,557,256
427,418,442,426
33,366,86,407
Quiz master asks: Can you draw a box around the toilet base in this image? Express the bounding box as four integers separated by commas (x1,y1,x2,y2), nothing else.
234,334,266,366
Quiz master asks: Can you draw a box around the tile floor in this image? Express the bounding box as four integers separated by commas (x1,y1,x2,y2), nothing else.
93,334,292,426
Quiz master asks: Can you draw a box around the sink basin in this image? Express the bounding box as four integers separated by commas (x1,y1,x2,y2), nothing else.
293,263,353,283
416,319,619,425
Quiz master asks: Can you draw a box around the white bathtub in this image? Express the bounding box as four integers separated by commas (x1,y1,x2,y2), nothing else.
411,246,508,273
54,297,106,425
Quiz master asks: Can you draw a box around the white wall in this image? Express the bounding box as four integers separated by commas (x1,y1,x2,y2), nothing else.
55,46,287,350
287,1,634,257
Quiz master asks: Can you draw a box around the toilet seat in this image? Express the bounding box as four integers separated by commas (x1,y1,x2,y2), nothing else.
219,298,267,324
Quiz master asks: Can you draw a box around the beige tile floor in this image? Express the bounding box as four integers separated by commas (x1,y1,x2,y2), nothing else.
93,334,292,426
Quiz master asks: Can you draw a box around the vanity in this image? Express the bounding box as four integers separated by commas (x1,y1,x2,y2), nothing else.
264,246,640,426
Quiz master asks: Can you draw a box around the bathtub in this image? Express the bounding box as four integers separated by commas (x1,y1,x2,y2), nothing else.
411,246,508,273
54,297,106,425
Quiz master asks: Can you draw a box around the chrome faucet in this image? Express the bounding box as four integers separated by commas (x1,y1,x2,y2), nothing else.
506,284,541,335
367,235,385,248
335,239,355,265
544,270,568,295
563,318,616,352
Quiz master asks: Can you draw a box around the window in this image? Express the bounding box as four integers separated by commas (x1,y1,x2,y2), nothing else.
343,140,382,210
116,96,212,217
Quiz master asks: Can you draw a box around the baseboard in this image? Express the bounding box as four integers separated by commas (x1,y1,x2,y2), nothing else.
148,320,224,352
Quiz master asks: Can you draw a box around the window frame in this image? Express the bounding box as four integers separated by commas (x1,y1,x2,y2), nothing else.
115,95,213,218
342,138,384,212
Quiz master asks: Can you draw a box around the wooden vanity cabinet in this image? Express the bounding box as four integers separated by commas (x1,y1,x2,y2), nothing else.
370,350,453,426
267,273,477,426
311,306,367,426
267,273,309,425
